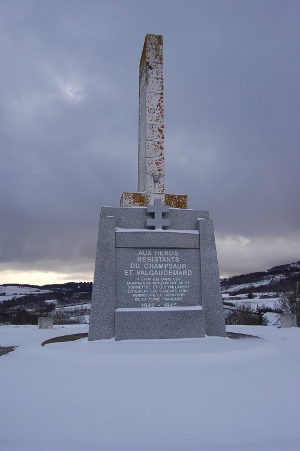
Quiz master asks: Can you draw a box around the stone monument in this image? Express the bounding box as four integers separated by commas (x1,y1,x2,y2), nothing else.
280,314,297,328
38,317,53,329
89,34,226,341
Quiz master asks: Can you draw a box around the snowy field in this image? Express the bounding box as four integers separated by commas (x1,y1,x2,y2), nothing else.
0,285,50,302
1,324,300,451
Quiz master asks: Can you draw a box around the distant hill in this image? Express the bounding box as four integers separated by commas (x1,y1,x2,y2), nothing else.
0,282,92,325
1,260,299,326
1,281,93,292
221,260,300,295
41,281,93,293
1,261,299,298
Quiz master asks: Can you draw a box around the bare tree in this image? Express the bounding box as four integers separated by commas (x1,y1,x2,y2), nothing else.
225,303,268,326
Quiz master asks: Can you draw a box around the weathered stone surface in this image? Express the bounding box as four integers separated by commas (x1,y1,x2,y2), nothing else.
120,192,149,207
121,33,188,208
146,92,164,110
120,192,189,209
146,77,164,94
141,63,163,79
146,123,164,142
145,156,164,182
138,36,165,196
140,35,163,68
147,107,164,124
145,141,164,158
165,194,188,209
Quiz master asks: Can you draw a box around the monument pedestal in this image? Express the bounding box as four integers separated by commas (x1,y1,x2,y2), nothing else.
88,206,225,341
115,306,204,340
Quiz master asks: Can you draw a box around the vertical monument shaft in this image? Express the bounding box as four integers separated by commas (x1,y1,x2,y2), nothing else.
138,34,165,198
120,34,187,209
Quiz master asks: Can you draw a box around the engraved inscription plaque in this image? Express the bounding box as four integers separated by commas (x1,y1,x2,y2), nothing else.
116,248,201,308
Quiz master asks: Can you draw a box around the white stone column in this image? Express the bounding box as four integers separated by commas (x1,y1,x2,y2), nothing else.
120,34,187,209
138,34,165,201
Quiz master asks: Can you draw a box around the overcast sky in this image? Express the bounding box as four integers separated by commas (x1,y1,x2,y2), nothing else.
1,0,300,284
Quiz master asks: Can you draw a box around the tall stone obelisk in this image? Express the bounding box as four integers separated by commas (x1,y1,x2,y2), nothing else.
121,34,187,208
138,34,165,202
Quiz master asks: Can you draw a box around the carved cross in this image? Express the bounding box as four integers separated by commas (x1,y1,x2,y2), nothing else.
146,198,170,229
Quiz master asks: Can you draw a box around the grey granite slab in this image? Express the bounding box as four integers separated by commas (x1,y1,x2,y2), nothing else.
100,206,209,230
115,231,199,248
198,219,226,337
115,308,205,340
89,207,226,341
88,216,116,341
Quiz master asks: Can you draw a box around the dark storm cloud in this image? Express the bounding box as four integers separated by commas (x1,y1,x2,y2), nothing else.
1,0,300,280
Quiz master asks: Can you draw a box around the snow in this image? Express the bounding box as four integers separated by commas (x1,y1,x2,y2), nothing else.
222,293,280,309
1,325,300,451
0,285,50,302
115,228,199,234
45,299,58,304
57,303,91,311
222,275,283,293
264,312,280,326
115,305,203,312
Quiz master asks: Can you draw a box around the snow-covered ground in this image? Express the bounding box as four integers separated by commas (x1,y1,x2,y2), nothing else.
58,303,91,311
1,324,300,450
223,293,279,307
222,293,281,325
221,274,284,293
0,285,50,302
